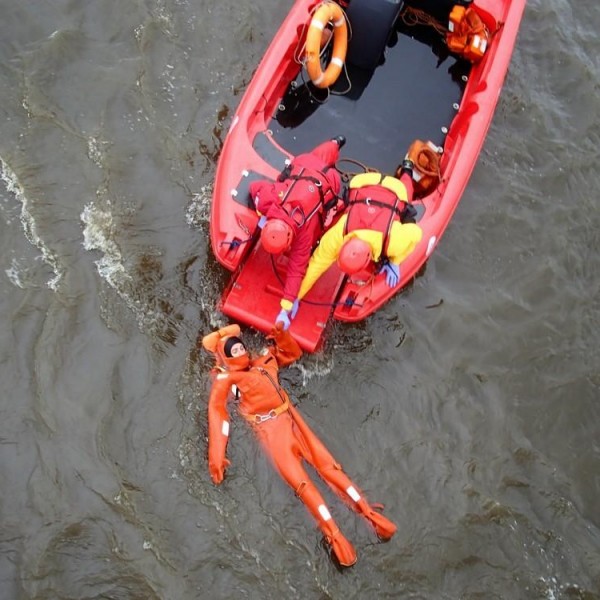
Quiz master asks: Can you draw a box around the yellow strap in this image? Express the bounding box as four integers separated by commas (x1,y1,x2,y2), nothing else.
349,172,408,201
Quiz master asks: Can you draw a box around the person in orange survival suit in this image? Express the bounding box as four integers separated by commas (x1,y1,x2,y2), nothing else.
201,323,397,567
295,159,423,303
249,136,346,330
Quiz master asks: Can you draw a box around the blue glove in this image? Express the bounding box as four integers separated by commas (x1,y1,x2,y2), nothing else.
276,308,291,330
257,215,267,229
276,299,299,330
381,262,400,287
290,298,300,319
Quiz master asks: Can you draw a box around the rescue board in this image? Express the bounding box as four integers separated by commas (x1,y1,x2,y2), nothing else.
209,0,526,351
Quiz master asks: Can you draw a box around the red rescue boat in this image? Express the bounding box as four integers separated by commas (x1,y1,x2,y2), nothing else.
210,0,527,352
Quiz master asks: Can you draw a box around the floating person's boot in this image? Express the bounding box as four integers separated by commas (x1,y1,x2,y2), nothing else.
323,524,357,567
356,499,397,541
297,480,358,566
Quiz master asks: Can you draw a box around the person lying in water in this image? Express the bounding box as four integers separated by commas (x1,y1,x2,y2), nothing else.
201,323,397,567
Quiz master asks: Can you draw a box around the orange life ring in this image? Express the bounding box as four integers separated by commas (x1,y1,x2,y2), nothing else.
305,2,348,89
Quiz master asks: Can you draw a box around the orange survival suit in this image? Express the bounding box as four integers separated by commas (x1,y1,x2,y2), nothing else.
201,324,397,567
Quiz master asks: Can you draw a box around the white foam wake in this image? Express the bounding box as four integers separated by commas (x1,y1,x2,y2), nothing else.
1,157,64,290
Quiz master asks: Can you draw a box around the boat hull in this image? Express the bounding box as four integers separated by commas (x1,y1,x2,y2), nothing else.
210,0,527,351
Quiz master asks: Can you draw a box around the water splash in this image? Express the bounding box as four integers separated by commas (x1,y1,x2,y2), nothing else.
186,183,213,228
80,201,166,338
1,157,64,290
5,257,27,289
296,354,334,385
81,201,131,287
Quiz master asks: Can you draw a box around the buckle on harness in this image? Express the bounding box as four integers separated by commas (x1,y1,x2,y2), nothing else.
254,409,278,424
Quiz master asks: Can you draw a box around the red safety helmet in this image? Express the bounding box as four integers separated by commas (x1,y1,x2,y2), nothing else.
337,237,372,274
261,219,294,254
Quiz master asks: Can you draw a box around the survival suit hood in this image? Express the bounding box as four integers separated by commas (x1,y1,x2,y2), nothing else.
202,324,250,371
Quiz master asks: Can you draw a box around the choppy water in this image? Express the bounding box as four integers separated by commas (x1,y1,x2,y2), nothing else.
1,0,599,598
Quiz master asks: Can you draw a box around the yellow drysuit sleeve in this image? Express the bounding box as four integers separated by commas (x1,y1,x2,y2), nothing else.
298,216,347,299
385,222,423,264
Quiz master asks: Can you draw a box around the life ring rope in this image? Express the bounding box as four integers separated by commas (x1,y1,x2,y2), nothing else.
304,1,348,89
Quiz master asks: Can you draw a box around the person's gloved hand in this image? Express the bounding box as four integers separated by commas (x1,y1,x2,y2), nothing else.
290,298,299,319
209,458,231,485
381,262,400,287
276,308,291,330
275,299,299,330
257,215,267,229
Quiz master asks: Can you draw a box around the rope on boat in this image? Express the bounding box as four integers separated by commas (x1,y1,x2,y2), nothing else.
219,216,255,249
400,6,448,37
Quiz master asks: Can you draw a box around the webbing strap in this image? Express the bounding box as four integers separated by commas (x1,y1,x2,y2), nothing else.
243,396,290,424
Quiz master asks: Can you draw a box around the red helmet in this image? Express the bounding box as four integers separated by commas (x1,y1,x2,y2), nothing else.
337,238,372,274
261,219,294,254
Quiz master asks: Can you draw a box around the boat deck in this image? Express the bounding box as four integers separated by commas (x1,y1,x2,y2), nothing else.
270,25,470,175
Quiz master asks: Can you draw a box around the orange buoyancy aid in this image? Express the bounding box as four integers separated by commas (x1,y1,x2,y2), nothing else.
344,184,408,254
446,5,490,62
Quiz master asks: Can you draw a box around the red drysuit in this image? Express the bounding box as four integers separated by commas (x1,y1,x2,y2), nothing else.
249,140,342,305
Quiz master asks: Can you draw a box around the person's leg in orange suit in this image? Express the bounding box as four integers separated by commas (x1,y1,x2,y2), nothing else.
255,417,357,566
288,406,397,540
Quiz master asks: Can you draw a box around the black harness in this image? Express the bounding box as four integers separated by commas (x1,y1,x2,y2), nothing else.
277,164,340,227
344,176,417,261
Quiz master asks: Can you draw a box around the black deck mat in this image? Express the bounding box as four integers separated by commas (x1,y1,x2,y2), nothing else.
270,29,469,175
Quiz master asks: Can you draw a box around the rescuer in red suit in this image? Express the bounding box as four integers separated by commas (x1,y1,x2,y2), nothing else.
249,137,346,329
201,323,397,567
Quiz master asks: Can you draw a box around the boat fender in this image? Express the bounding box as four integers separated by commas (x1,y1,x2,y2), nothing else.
305,2,348,88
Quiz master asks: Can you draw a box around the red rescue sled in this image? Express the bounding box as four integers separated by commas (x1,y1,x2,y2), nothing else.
209,0,526,352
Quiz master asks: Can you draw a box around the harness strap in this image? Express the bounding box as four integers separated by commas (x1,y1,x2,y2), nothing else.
344,196,403,258
347,198,405,218
243,395,290,424
279,163,339,219
241,366,291,424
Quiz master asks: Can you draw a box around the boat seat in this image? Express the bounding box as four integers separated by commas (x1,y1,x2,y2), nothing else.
345,0,404,70
231,170,271,209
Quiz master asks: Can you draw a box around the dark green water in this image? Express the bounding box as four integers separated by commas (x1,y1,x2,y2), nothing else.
0,1,598,598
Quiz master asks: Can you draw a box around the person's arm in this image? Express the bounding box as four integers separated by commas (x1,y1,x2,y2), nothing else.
298,216,347,299
397,171,414,201
385,222,423,265
250,181,285,215
280,223,317,305
207,372,235,484
270,325,303,367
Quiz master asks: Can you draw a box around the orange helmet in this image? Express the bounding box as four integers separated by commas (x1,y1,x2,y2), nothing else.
261,219,294,254
337,238,372,274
